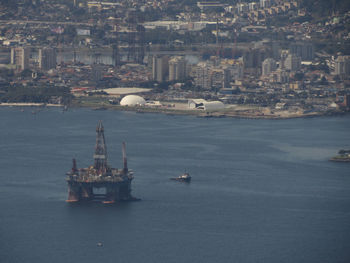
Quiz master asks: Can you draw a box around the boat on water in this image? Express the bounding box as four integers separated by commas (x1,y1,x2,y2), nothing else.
170,172,191,182
330,149,350,162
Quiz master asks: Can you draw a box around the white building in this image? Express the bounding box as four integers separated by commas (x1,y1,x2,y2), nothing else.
120,95,146,106
188,99,225,111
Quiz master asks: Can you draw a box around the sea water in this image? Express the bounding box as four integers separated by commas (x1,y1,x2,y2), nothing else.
0,107,349,263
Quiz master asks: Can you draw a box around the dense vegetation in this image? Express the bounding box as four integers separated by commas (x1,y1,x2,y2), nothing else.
0,85,73,104
300,0,350,19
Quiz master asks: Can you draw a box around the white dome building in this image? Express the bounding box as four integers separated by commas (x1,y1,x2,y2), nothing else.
120,95,146,106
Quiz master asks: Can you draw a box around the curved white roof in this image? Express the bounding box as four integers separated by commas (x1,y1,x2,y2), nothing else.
203,101,225,111
120,95,146,106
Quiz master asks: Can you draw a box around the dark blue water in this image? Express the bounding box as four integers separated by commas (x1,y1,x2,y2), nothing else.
1,107,350,263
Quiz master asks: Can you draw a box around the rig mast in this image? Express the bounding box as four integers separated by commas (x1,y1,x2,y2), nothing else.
93,121,108,173
66,121,137,203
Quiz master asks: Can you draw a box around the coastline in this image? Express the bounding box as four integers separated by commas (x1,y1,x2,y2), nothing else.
1,101,347,120
0,102,63,107
69,101,348,120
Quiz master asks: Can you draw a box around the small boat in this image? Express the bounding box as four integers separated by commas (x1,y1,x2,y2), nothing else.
97,242,103,247
102,200,115,204
170,172,191,182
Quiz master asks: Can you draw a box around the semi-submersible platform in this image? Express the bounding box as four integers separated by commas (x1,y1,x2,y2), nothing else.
66,121,137,203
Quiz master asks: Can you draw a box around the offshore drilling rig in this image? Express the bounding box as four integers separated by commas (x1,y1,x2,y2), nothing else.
66,121,136,203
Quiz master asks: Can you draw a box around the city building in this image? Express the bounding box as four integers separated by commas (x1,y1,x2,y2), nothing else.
169,56,186,81
243,48,268,75
226,60,244,80
91,63,103,82
237,3,249,13
334,56,350,78
188,99,225,111
38,47,56,70
10,47,30,71
210,68,228,90
289,42,314,61
260,0,271,8
249,2,258,11
197,1,226,12
285,54,301,71
152,56,169,82
262,58,277,76
276,69,289,83
193,62,212,90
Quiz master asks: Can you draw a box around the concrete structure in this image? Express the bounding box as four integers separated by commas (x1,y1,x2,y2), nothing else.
262,58,277,76
91,63,103,82
188,99,207,109
152,55,169,82
285,54,301,71
237,3,249,13
211,68,230,89
334,56,350,77
169,56,186,81
193,62,212,90
221,59,244,80
66,122,136,203
243,48,267,73
38,47,56,70
260,0,271,8
202,101,225,111
276,69,289,83
10,47,29,71
188,99,225,111
289,42,314,61
197,1,226,12
120,95,146,106
249,2,258,11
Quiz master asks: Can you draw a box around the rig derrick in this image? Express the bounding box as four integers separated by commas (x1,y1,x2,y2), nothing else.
66,121,137,204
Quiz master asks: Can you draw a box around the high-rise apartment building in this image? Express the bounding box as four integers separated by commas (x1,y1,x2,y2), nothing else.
38,47,56,70
169,56,186,81
262,58,277,76
11,47,30,71
193,62,212,90
289,42,314,61
260,0,271,8
334,56,350,77
285,54,301,71
152,56,169,82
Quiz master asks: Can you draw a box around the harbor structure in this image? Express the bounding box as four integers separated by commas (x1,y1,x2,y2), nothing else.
66,121,136,203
